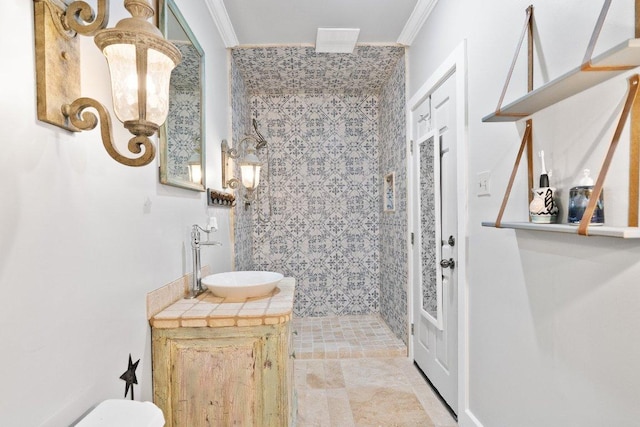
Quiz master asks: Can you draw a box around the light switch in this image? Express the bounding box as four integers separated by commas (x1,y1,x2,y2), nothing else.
477,171,491,196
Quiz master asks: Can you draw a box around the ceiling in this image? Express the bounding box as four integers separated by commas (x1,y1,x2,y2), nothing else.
217,0,433,46
213,0,437,94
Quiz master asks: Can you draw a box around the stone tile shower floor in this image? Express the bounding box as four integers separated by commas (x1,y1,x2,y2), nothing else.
292,315,407,359
293,315,458,427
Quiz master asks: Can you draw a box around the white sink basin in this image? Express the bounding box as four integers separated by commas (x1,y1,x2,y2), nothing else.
202,271,283,300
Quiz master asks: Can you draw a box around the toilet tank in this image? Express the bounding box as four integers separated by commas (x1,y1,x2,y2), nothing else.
75,399,165,427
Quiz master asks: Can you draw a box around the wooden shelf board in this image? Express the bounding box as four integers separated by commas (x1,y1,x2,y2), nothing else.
482,221,640,238
483,39,640,123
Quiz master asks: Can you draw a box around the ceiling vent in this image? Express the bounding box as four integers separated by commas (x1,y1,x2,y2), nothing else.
315,28,360,53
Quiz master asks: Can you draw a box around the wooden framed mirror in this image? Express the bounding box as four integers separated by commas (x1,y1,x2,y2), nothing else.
158,0,205,191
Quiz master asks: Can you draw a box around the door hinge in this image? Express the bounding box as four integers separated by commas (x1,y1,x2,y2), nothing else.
411,323,414,335
410,140,414,154
411,232,414,245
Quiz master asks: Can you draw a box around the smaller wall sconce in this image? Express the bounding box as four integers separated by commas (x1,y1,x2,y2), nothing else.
221,119,267,208
34,0,181,167
187,141,202,184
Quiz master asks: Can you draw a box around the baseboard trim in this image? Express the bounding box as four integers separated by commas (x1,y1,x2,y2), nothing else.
457,409,485,427
412,361,457,422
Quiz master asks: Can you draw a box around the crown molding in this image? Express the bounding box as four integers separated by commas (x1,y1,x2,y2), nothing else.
204,0,239,48
397,0,439,46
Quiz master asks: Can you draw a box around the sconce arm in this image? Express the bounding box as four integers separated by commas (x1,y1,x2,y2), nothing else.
226,178,241,189
221,139,239,159
221,139,238,189
252,118,267,149
63,0,109,36
63,97,156,167
239,135,261,150
222,136,259,164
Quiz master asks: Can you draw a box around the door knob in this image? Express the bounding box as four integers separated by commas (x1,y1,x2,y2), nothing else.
440,258,455,269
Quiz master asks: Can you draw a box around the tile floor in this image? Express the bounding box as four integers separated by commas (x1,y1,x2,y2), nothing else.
292,315,458,427
292,315,407,359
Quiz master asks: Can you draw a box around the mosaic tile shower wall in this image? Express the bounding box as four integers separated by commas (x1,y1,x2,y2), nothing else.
230,55,253,271
230,46,408,341
379,57,408,344
250,92,381,317
232,46,405,94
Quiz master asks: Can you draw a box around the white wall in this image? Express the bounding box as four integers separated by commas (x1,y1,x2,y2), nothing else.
409,0,640,426
0,1,232,425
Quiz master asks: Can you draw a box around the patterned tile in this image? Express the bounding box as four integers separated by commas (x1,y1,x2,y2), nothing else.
171,42,201,90
247,91,381,318
165,42,202,181
232,46,405,94
379,57,409,344
230,55,253,271
230,46,409,343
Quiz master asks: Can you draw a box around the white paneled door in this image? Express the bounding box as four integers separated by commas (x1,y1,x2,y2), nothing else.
411,70,458,414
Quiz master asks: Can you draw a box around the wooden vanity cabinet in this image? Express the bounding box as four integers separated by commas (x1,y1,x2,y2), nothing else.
152,321,294,427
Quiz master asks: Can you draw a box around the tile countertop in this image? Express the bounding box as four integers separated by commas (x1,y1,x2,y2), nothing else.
150,277,295,329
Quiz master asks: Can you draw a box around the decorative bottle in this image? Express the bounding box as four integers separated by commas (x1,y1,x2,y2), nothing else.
567,169,604,225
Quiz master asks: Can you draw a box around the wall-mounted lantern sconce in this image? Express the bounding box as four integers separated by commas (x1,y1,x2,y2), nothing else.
33,0,182,167
187,140,202,184
221,120,268,208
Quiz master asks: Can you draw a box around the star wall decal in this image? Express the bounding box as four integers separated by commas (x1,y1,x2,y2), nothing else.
119,354,140,400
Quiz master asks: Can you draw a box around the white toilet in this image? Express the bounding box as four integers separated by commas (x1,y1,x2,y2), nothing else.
76,399,165,427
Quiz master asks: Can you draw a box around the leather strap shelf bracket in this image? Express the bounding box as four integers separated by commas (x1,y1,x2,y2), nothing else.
495,119,533,228
493,6,534,118
578,74,640,235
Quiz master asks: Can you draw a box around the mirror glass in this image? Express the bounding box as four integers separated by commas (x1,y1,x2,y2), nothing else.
420,135,439,320
158,0,205,191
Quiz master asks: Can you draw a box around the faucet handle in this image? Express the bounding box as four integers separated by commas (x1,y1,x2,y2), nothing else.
206,216,218,232
192,224,221,246
193,224,212,234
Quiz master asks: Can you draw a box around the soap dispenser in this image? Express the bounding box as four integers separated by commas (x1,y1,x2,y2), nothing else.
529,151,559,223
567,169,604,225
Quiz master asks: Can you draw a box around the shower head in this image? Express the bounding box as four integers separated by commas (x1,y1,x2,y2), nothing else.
252,119,267,149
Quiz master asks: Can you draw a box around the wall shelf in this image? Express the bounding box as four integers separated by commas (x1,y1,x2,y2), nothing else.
482,3,640,237
482,221,640,238
483,38,640,122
